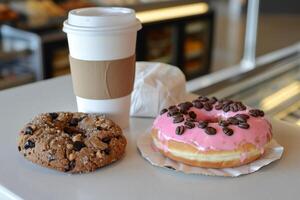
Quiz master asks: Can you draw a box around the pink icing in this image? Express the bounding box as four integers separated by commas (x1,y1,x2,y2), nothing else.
153,106,272,152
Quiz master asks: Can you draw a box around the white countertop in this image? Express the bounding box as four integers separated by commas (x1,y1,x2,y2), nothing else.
0,76,300,200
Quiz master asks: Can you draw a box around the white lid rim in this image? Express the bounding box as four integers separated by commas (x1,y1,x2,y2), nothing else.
63,19,142,34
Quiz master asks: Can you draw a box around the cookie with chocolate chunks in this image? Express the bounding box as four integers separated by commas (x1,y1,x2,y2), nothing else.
18,112,127,173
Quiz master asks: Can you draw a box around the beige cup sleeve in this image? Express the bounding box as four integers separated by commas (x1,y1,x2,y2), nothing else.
69,55,135,100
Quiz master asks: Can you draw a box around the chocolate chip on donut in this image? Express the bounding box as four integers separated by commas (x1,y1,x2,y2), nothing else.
238,122,250,129
173,115,184,123
168,108,180,117
223,127,234,136
184,121,195,129
193,100,204,109
234,114,249,122
175,126,185,135
215,103,223,110
208,97,218,104
178,102,193,111
188,111,197,119
168,105,176,110
249,109,264,117
228,117,239,125
198,121,208,129
219,120,229,127
179,109,188,114
235,113,250,120
205,127,217,135
223,105,230,112
160,108,168,115
203,102,213,111
186,117,196,122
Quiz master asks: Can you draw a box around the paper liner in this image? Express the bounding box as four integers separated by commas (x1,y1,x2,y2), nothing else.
137,133,284,177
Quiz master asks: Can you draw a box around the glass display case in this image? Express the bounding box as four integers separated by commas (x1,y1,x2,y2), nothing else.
1,0,214,83
190,43,300,126
0,28,37,89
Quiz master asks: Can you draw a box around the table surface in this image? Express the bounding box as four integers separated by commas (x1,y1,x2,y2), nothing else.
0,76,300,200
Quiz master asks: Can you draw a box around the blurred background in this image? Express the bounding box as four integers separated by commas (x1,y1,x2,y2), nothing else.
1,0,300,126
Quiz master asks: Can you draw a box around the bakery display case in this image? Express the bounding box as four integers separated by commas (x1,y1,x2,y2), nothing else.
0,25,41,89
189,43,300,126
0,0,214,83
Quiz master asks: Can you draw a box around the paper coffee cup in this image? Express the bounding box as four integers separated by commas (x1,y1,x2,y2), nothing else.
63,7,142,128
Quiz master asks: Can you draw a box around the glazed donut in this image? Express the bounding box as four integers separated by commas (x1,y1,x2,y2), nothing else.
151,96,272,168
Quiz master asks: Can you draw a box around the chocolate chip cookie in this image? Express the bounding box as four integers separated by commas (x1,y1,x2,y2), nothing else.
18,112,127,173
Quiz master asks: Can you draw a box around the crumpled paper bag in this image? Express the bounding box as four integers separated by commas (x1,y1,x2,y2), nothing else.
130,62,186,117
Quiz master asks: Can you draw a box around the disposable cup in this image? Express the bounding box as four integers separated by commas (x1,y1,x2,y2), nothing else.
63,7,142,128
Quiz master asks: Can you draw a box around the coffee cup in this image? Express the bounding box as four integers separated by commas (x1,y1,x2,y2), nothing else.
63,7,142,128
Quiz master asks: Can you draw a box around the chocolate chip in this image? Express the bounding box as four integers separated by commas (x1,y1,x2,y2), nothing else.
223,105,230,112
223,127,234,136
168,108,180,117
65,160,76,172
97,126,102,130
63,127,77,136
186,117,195,122
219,120,229,127
228,117,239,125
204,103,213,111
249,109,262,117
230,103,238,112
24,140,35,150
178,102,193,111
238,104,247,111
184,121,195,129
215,103,223,110
160,108,168,115
102,137,111,144
238,123,250,129
193,100,204,109
73,141,86,151
234,114,249,121
205,127,217,135
188,111,197,119
173,115,184,123
49,112,58,120
69,118,79,126
208,97,218,104
24,127,33,135
168,105,176,110
175,126,185,135
104,148,110,155
18,146,21,151
179,109,188,114
47,154,56,162
198,96,209,102
235,116,247,123
198,121,208,128
250,109,265,117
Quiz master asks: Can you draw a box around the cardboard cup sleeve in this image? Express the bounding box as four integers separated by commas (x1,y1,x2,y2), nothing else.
69,55,135,100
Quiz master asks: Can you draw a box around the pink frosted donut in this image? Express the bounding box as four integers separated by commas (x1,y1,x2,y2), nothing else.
151,96,272,168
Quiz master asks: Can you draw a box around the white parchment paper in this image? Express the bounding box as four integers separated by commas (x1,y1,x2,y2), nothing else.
137,133,284,177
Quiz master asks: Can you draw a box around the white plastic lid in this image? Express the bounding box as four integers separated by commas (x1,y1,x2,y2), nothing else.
63,7,141,34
